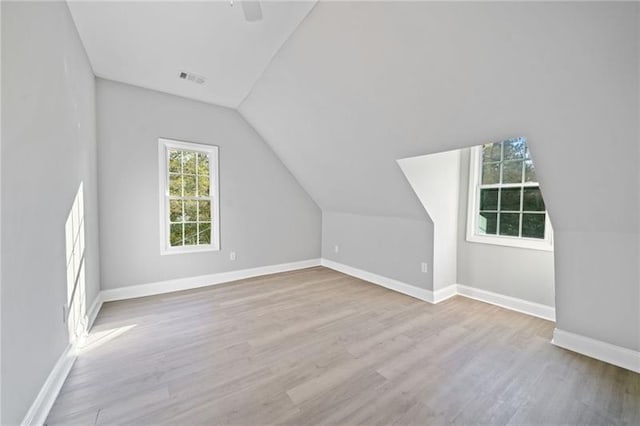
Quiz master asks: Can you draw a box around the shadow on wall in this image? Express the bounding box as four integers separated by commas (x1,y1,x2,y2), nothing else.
398,137,556,309
65,182,87,344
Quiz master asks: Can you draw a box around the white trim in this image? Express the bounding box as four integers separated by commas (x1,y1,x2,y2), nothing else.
21,259,321,424
456,284,555,321
21,290,105,425
85,292,103,332
320,259,437,303
320,259,556,321
158,138,220,255
101,259,321,302
432,284,458,303
20,345,77,426
466,143,554,252
552,329,640,373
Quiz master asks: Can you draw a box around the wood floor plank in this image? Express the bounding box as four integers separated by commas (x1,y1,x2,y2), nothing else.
46,266,640,425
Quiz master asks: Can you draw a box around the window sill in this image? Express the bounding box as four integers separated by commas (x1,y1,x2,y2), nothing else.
466,234,554,252
160,245,220,256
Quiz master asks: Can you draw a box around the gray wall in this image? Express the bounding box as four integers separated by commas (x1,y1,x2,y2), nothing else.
242,1,639,351
1,1,101,424
96,79,321,290
457,149,555,307
322,211,433,289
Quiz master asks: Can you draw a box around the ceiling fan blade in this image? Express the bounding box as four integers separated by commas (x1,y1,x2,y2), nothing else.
241,1,263,22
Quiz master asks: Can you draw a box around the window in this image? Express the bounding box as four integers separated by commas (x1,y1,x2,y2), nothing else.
158,138,219,254
466,137,553,251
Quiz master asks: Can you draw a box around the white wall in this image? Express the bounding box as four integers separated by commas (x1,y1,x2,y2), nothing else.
96,79,321,290
457,149,555,307
321,211,432,289
398,150,460,290
1,2,100,423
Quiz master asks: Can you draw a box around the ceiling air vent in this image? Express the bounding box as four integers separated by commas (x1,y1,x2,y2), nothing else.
179,71,206,85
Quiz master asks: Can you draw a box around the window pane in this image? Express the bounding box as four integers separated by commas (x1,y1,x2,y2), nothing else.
499,213,520,236
523,187,545,211
198,222,211,245
169,174,182,196
482,163,500,185
183,151,196,174
170,224,183,246
525,145,533,160
169,200,183,222
169,150,181,173
503,138,526,160
183,175,197,196
198,200,211,221
184,223,198,245
198,176,210,197
482,143,501,162
184,200,197,222
478,212,497,235
524,160,537,182
197,152,210,176
480,189,498,211
502,160,523,184
522,213,546,239
500,188,521,211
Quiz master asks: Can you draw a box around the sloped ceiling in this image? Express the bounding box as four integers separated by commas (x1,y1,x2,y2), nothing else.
240,1,638,231
67,0,315,108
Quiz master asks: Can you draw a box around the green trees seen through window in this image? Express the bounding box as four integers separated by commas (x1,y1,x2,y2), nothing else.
477,138,547,239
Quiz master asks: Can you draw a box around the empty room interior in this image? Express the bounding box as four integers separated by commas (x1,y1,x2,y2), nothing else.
1,0,639,424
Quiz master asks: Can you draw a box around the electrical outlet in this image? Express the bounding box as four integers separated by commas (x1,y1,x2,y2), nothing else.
421,262,428,273
230,251,236,261
334,245,339,253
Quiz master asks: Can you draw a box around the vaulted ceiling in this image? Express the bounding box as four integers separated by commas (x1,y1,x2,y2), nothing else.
67,0,315,108
240,1,639,231
69,0,639,233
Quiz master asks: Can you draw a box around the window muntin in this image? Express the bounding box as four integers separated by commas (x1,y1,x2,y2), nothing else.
159,139,219,254
467,137,553,251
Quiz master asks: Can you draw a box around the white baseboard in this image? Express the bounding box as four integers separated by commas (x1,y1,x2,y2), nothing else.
433,284,458,303
319,260,556,322
21,290,105,426
21,259,320,425
20,344,77,426
320,259,437,303
85,292,104,332
456,284,556,322
552,329,640,373
22,259,636,426
101,258,322,302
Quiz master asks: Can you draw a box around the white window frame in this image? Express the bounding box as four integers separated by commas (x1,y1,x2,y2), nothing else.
158,138,220,255
466,144,553,252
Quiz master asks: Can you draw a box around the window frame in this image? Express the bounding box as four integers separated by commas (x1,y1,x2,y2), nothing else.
466,143,553,252
158,138,220,255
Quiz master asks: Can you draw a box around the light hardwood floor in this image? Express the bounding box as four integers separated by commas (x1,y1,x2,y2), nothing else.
47,267,639,425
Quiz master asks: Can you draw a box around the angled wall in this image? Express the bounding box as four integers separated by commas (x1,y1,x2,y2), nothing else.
1,1,100,423
241,1,639,351
96,79,321,290
398,150,460,291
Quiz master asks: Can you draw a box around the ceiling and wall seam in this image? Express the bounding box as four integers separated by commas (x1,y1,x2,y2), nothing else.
66,1,317,108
